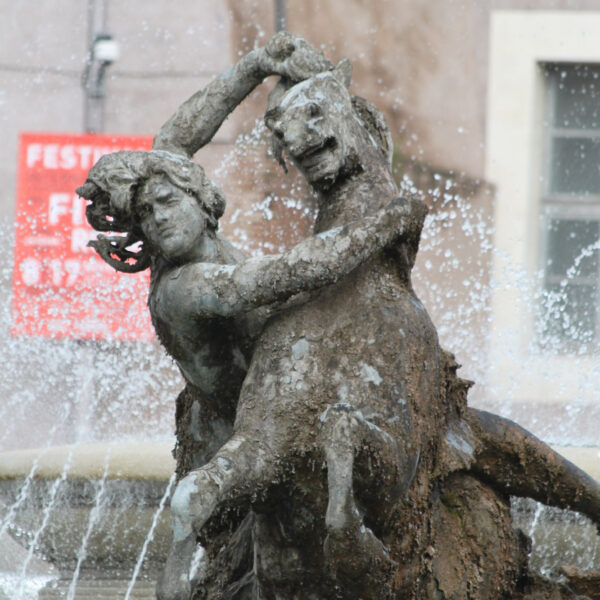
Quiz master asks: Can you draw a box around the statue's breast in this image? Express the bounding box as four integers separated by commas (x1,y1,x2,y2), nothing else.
149,273,251,398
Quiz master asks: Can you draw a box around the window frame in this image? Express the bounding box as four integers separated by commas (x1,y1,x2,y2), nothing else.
538,62,600,354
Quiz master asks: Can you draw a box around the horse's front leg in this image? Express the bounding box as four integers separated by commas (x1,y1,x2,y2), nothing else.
466,407,600,529
319,404,412,597
157,434,275,600
157,461,227,600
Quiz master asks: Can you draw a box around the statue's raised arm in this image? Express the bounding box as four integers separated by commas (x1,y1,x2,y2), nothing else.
152,32,332,157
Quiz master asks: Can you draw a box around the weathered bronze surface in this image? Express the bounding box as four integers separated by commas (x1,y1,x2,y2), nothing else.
78,33,600,600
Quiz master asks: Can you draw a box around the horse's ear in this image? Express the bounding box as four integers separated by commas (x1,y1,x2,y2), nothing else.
333,58,352,89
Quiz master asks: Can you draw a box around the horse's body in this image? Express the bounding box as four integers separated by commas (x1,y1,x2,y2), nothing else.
165,66,600,600
80,35,600,599
171,69,448,599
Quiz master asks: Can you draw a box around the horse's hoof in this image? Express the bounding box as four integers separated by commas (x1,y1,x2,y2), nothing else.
156,573,192,600
324,523,397,577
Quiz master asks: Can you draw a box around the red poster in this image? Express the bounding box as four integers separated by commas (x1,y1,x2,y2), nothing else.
11,132,155,341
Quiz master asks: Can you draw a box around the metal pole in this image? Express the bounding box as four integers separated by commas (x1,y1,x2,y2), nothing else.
75,0,108,439
274,0,286,32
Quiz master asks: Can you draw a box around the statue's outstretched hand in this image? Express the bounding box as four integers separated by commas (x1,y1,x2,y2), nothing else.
259,31,332,82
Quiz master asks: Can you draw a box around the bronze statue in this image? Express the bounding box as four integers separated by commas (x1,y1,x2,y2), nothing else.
78,33,600,600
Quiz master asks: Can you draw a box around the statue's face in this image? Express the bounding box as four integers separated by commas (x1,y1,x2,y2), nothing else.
265,74,356,189
136,175,206,262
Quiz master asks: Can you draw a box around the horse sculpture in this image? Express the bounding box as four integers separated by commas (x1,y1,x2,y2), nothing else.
158,47,600,600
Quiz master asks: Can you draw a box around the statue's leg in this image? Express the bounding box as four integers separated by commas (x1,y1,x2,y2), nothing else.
157,433,276,600
467,407,600,528
173,383,235,478
319,404,406,596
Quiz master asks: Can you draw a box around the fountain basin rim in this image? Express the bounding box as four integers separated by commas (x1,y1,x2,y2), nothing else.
0,441,175,481
551,445,600,481
0,442,596,483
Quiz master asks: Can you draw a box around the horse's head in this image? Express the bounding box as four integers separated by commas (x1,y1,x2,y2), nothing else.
265,61,393,191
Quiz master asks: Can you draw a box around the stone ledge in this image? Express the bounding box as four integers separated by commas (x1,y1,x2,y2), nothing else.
551,445,600,481
0,442,597,484
0,442,176,481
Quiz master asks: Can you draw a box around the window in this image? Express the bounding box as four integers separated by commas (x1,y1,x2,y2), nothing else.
539,64,600,353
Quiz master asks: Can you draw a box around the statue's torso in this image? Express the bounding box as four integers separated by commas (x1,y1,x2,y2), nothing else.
148,264,255,406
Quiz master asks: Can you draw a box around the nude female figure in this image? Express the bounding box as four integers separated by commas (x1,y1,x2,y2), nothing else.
79,33,339,474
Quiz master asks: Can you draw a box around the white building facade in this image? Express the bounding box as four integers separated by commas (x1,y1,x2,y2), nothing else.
486,10,600,472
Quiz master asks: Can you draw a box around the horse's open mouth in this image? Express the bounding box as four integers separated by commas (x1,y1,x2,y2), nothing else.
294,137,338,168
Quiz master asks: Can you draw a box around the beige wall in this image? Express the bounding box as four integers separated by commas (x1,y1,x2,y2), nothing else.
0,1,236,450
0,1,235,220
2,1,600,451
